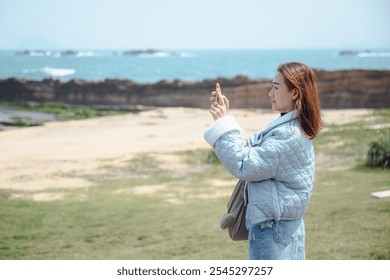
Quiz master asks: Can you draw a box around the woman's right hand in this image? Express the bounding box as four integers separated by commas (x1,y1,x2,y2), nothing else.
209,83,230,121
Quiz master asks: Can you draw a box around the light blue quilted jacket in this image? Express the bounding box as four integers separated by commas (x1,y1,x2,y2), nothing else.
204,110,314,225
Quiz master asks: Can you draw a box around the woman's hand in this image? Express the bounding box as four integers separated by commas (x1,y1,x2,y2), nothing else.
209,83,229,121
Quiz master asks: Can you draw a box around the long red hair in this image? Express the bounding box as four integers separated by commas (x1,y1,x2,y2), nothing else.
277,62,323,139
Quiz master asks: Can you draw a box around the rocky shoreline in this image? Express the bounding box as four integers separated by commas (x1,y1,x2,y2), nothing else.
0,69,389,109
0,105,59,130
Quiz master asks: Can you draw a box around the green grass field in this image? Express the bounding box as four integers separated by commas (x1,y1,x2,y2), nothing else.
0,109,389,260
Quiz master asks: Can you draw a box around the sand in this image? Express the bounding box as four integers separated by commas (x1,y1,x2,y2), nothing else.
0,107,370,193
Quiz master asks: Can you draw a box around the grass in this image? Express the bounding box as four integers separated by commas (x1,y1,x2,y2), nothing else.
0,100,134,127
306,167,390,259
0,109,389,260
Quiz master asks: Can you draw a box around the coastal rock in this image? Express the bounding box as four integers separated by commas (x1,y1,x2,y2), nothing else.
15,50,86,57
0,70,389,109
339,50,370,56
122,49,160,56
315,69,390,108
121,49,179,57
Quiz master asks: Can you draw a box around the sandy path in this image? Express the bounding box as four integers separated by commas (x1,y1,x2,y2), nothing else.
0,108,370,192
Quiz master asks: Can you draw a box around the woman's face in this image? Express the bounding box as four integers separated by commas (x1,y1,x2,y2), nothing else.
268,72,296,113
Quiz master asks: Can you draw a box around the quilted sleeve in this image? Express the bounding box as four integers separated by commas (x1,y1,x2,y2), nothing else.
204,115,279,182
214,132,280,182
203,115,243,147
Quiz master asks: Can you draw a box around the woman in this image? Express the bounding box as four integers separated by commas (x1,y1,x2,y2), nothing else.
204,62,323,260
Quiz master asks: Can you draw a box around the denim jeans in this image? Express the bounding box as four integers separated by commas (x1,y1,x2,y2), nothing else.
247,219,306,260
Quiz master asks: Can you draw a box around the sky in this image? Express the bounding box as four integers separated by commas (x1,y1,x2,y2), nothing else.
0,0,389,50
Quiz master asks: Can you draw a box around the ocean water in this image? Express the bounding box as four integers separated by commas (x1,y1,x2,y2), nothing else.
1,49,390,83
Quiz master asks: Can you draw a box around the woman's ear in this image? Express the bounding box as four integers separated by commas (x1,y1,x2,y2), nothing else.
292,88,299,101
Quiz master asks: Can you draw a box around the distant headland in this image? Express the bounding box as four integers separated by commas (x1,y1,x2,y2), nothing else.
15,49,181,57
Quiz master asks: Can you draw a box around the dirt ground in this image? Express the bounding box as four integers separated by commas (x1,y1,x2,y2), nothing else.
0,108,370,195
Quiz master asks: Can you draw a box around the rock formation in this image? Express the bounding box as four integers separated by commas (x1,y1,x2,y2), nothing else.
0,69,389,109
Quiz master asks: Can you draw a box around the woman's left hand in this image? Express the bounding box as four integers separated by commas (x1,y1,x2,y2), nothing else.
209,83,230,121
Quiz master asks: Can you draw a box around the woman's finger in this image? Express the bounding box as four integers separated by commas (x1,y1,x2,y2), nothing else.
210,90,218,103
216,83,225,106
223,95,229,112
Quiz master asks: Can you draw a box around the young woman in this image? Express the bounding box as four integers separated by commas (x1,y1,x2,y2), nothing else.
204,62,323,260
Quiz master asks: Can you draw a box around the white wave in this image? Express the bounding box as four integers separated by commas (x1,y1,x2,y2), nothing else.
29,51,49,57
139,51,171,58
357,52,390,58
22,68,40,74
75,51,95,57
141,51,196,58
41,66,75,77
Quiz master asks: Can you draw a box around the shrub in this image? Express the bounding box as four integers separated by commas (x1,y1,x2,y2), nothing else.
366,132,390,168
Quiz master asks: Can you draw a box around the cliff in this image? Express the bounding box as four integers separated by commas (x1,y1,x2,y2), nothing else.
0,69,389,109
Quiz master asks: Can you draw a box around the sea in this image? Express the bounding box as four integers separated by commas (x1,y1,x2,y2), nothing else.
1,49,390,83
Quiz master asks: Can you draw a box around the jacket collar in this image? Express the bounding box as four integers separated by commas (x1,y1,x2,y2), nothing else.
250,110,298,145
262,109,298,134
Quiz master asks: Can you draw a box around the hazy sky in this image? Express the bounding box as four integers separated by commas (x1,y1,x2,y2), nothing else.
1,0,389,50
